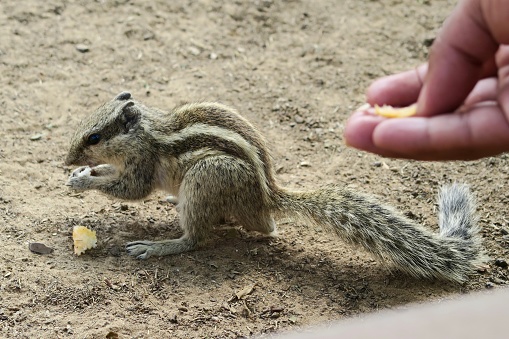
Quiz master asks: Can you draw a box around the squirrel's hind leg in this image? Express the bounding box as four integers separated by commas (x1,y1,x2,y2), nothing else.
126,185,224,259
126,237,196,259
237,212,277,236
127,156,250,259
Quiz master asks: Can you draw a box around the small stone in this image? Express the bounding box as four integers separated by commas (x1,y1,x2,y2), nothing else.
372,161,382,167
105,332,119,339
75,44,90,53
30,134,43,141
169,314,178,324
143,32,155,40
29,242,54,255
108,246,122,257
270,306,284,313
188,46,201,56
294,115,304,124
476,265,489,274
299,161,311,167
485,282,495,289
494,259,508,269
314,79,325,86
209,52,218,60
500,228,509,235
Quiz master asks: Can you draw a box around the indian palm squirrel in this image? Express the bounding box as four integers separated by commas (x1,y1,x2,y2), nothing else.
65,92,483,282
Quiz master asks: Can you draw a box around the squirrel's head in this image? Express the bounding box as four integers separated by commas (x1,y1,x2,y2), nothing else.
65,91,143,167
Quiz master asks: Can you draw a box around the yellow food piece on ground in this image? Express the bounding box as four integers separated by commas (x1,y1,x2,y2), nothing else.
374,103,417,118
73,226,97,255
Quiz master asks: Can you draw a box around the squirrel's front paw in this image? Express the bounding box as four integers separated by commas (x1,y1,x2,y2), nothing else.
66,165,116,191
89,164,116,176
66,166,95,191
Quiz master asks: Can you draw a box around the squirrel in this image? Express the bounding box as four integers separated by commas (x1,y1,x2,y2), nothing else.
65,92,483,283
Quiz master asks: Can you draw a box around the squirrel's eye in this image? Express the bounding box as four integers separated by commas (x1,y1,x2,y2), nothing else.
87,133,101,145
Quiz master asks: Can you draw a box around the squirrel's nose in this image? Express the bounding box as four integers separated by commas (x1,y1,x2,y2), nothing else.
64,153,78,166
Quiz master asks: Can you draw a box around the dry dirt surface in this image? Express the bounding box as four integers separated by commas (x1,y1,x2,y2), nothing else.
1,0,509,338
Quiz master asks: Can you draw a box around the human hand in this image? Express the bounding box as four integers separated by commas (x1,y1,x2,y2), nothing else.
344,0,509,160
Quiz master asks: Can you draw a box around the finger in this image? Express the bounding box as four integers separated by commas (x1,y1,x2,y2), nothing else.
366,64,427,108
344,110,433,158
344,111,389,155
482,1,509,44
366,57,497,112
419,0,508,115
463,77,498,106
372,105,509,160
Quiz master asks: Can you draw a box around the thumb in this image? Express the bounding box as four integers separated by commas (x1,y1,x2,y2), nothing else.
419,0,509,116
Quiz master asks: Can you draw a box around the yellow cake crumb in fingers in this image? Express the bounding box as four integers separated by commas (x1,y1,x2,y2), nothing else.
374,103,417,118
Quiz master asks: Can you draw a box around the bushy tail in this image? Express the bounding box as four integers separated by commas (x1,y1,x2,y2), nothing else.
272,183,483,282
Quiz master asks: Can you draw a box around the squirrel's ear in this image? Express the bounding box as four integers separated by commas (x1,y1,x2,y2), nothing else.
116,92,131,101
120,101,140,132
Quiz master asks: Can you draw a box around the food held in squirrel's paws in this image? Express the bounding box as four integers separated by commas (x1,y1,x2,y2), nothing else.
373,103,417,118
73,225,97,255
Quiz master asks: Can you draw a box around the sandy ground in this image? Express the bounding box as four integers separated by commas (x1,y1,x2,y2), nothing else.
1,0,509,338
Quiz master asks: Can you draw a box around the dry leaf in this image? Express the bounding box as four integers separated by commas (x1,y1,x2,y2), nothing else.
235,284,256,300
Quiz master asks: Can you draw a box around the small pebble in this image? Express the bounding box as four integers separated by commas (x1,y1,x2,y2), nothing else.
494,258,508,269
29,242,54,255
108,246,122,257
75,44,90,53
30,134,43,141
476,265,488,274
143,32,155,40
188,46,200,56
294,115,304,124
169,314,178,324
